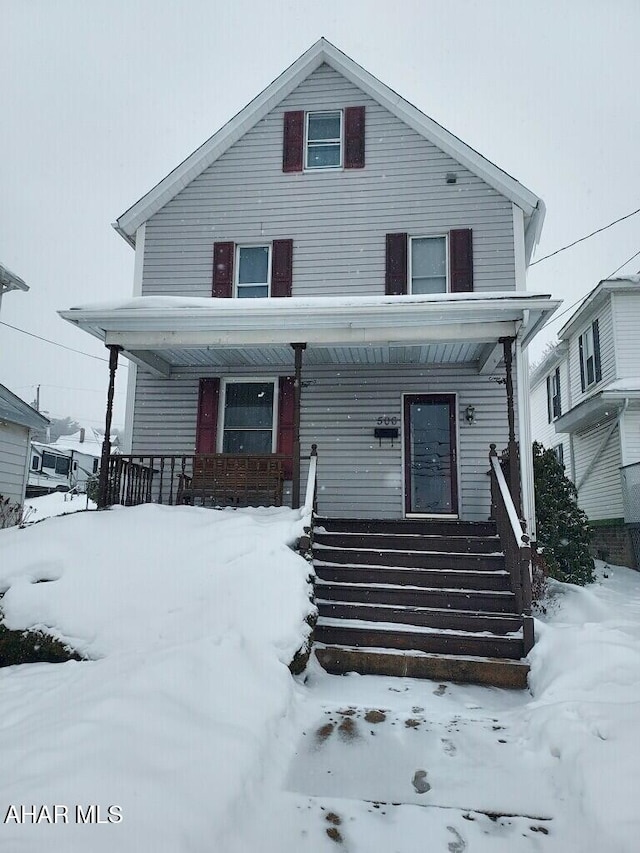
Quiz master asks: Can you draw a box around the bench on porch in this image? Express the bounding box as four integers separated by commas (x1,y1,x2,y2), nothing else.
176,454,285,507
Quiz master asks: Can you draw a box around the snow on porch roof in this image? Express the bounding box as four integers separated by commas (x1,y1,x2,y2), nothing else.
60,292,560,361
112,38,545,261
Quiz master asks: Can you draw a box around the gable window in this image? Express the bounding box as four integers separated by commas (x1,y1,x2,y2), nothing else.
410,236,448,294
546,366,561,422
236,246,270,298
220,381,276,453
306,111,342,169
579,319,602,391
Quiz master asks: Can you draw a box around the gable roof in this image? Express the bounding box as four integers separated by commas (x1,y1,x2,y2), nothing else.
0,384,49,431
0,263,28,295
558,276,640,340
113,38,545,262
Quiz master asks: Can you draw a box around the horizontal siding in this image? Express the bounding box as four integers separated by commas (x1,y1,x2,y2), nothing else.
132,362,517,520
621,408,640,467
612,291,640,378
142,63,515,300
530,360,572,478
0,422,29,504
568,300,615,405
574,418,623,520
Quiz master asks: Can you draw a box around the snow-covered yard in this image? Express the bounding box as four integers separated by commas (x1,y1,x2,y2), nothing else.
1,505,639,852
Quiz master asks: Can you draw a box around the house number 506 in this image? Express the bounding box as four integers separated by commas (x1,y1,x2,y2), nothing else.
376,416,398,425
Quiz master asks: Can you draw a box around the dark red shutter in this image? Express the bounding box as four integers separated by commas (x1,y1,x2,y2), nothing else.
344,106,365,169
195,378,220,453
385,233,408,295
283,111,304,172
212,242,234,298
271,239,293,297
449,228,474,293
593,319,602,382
277,376,295,479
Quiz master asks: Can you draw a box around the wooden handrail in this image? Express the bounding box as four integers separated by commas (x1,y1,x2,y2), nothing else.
489,443,534,654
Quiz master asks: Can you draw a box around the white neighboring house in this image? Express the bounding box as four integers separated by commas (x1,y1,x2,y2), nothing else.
0,384,50,517
531,276,640,569
28,427,108,497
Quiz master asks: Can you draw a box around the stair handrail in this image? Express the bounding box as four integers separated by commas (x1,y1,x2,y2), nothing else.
302,444,318,518
489,444,534,654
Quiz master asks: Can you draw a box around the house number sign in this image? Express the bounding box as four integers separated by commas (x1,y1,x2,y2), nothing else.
376,416,398,425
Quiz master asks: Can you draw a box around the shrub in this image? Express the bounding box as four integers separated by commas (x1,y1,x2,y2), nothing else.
0,495,26,529
85,474,100,504
533,442,595,585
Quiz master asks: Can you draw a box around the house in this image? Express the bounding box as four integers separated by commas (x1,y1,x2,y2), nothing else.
0,384,50,521
531,276,640,569
0,262,29,319
60,39,559,685
27,427,108,497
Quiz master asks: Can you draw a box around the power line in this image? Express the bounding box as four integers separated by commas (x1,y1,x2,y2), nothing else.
530,205,640,266
0,320,128,365
605,247,640,279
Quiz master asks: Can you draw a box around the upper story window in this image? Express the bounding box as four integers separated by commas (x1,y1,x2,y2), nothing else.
546,366,561,421
305,111,342,169
236,245,271,298
220,380,276,454
579,319,602,391
410,236,448,294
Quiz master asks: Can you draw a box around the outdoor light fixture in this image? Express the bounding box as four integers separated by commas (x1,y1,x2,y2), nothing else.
465,405,476,424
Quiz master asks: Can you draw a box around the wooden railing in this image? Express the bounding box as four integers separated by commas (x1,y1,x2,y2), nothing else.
102,454,286,509
489,443,534,653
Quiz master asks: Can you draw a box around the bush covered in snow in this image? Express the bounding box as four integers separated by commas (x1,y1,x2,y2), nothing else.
533,441,595,585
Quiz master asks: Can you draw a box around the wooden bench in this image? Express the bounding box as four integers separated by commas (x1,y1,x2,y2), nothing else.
177,455,285,508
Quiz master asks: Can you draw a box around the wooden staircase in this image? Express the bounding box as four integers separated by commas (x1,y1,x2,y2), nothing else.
312,517,531,689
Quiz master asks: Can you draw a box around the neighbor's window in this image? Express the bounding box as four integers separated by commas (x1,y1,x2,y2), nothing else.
305,111,342,169
547,366,561,422
553,444,564,467
579,320,601,390
31,455,40,471
411,236,447,294
221,381,275,453
42,452,70,475
92,458,99,474
236,245,270,298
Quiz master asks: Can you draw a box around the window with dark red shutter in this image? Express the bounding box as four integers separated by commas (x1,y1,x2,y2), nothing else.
344,106,365,169
449,229,474,293
271,239,293,297
385,233,408,295
283,111,304,172
195,379,220,453
277,376,295,479
212,242,234,298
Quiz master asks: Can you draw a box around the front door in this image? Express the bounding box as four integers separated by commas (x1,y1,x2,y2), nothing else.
404,394,458,516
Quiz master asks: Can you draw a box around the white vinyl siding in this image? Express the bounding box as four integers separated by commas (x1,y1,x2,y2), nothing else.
0,421,30,505
612,291,640,378
569,302,615,404
530,360,572,479
131,362,517,520
574,418,624,521
141,64,515,300
620,408,640,468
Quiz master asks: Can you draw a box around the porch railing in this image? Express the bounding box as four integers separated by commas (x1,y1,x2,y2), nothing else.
101,454,286,509
489,443,534,654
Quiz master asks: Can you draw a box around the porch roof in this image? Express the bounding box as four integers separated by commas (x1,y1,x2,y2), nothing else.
60,292,560,377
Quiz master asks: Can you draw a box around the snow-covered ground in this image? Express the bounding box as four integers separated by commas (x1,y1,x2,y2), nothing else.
23,491,96,522
1,505,639,851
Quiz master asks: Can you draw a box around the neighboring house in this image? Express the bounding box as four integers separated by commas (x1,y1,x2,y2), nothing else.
59,40,560,684
0,384,50,516
531,276,640,568
27,427,104,497
0,262,28,321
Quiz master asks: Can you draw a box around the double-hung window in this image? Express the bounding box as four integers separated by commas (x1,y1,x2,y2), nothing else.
305,110,342,169
236,245,270,298
410,236,448,294
579,319,601,390
546,366,561,422
220,381,276,454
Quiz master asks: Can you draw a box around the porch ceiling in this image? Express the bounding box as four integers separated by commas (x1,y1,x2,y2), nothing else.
59,292,560,377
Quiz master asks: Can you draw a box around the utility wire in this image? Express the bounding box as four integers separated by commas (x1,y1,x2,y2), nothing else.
530,205,640,266
0,320,128,366
605,247,640,279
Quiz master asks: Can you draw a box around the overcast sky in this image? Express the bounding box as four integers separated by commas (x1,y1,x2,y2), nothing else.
1,0,639,431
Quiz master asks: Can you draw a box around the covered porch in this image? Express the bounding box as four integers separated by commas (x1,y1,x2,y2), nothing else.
60,292,559,528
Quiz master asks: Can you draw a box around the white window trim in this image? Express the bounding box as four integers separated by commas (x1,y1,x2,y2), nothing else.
579,323,597,389
409,234,449,295
547,366,561,422
304,109,343,171
217,377,279,454
234,244,272,299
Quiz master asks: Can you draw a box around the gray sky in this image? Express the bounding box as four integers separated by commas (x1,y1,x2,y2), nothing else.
1,0,639,431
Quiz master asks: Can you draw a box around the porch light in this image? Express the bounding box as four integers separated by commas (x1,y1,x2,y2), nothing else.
465,404,476,424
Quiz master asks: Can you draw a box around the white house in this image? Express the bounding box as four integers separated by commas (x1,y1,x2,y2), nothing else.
531,276,640,568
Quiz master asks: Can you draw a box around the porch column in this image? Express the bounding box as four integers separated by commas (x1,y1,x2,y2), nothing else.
500,336,522,518
97,345,122,509
291,343,306,507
